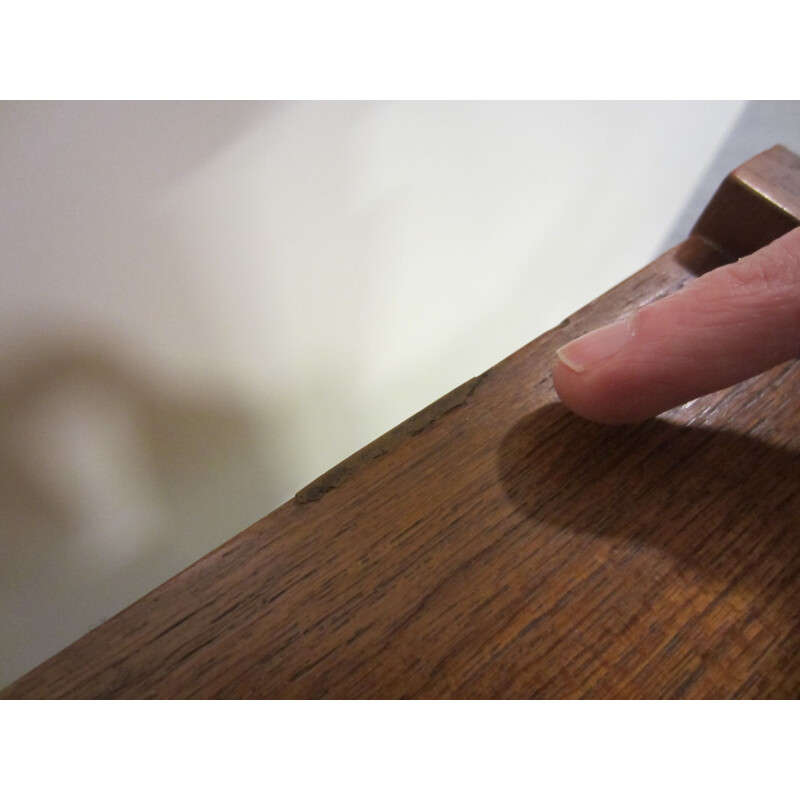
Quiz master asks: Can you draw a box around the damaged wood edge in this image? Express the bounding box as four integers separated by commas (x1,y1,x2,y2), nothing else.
295,372,488,504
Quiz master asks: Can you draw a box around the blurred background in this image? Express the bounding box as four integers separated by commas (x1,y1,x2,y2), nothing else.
2,100,798,686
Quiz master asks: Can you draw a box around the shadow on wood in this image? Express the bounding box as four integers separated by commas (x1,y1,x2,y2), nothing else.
498,402,800,697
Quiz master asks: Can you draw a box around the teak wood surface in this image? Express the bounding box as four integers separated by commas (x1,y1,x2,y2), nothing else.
5,146,800,699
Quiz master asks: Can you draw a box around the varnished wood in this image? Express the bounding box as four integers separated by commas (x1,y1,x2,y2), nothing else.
4,146,800,699
692,143,800,261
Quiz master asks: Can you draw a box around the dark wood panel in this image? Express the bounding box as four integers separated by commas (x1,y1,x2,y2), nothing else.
4,147,800,699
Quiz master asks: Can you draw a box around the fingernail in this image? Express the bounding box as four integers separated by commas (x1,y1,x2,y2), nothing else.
556,319,632,373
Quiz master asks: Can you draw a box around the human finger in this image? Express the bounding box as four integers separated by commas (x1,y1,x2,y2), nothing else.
552,226,800,423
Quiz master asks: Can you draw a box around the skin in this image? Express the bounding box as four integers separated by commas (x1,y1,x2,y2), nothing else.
553,226,800,424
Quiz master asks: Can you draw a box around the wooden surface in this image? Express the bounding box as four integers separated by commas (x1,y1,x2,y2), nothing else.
4,146,800,699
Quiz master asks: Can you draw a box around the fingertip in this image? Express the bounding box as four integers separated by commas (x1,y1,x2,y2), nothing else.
555,320,632,374
554,340,670,425
550,227,800,426
552,357,635,425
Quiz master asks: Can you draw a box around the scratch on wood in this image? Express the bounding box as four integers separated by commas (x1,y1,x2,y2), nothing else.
295,372,488,504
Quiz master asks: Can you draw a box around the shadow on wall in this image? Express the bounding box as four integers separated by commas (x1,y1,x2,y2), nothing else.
0,338,295,687
1,101,297,686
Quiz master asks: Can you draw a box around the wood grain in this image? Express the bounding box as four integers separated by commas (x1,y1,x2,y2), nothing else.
4,146,800,699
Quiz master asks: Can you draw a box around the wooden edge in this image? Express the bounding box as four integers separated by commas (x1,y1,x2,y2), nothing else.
691,145,800,261
295,374,487,504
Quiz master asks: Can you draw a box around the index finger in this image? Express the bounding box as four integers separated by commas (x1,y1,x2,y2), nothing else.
552,226,800,424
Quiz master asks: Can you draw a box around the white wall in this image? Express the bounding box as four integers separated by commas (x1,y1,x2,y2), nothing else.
0,101,743,685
